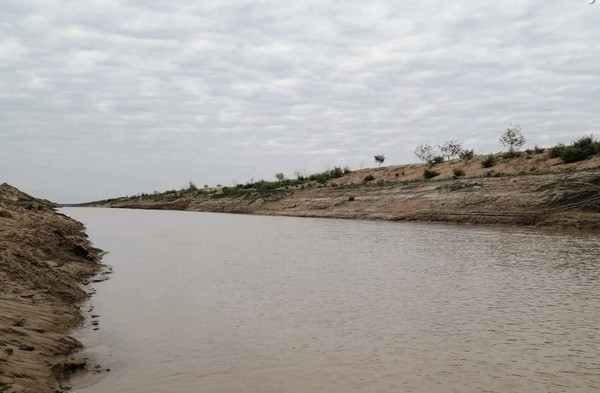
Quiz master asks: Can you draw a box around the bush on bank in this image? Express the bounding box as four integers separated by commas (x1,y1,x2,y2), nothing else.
548,135,600,164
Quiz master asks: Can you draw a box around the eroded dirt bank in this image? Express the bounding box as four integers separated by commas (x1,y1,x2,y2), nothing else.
96,168,600,230
0,184,103,393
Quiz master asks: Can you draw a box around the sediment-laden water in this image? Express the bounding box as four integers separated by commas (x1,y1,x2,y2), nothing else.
63,208,600,393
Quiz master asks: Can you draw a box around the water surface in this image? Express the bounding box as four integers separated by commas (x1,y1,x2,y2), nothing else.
63,208,600,393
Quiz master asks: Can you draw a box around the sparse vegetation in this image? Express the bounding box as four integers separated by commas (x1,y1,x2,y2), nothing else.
452,168,465,179
459,149,475,161
499,124,526,154
439,140,463,160
423,168,439,180
374,154,385,167
432,156,444,165
417,141,469,166
548,135,600,163
308,166,346,184
414,144,436,165
502,151,520,159
481,154,496,168
82,132,600,217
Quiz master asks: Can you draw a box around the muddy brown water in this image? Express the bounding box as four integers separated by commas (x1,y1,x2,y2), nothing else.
62,208,600,393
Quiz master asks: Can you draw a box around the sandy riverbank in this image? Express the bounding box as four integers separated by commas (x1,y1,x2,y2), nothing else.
0,184,104,393
87,153,600,230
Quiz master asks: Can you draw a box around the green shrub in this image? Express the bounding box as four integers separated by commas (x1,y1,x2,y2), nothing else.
432,156,444,165
534,145,545,154
329,166,344,178
423,168,439,180
308,166,346,184
452,168,465,179
481,154,496,168
548,143,565,158
548,136,600,163
561,147,591,163
573,135,599,152
502,151,520,159
364,174,375,183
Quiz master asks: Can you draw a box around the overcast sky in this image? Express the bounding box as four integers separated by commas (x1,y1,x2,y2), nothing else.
1,0,598,202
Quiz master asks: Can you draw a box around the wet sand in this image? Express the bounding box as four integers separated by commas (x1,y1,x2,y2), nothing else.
0,184,103,393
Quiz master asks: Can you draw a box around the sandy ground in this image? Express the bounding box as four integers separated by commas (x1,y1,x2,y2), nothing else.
97,153,600,230
0,184,103,393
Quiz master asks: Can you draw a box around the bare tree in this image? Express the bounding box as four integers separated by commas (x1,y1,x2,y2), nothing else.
374,154,385,167
438,140,463,160
459,148,475,161
500,124,526,153
414,144,435,165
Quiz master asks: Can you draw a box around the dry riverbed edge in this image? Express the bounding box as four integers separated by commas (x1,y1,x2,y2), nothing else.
0,184,104,393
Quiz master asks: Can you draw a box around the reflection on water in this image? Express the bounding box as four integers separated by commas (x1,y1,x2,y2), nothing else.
62,208,600,393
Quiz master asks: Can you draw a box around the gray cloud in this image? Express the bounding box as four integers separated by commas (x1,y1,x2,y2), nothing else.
1,0,598,202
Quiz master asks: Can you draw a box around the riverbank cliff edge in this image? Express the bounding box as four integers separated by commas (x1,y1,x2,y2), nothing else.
0,183,104,393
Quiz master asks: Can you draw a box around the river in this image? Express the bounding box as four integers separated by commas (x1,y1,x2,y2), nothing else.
62,207,600,393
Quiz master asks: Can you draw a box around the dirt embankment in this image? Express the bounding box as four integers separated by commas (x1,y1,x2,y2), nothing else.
91,153,600,230
0,184,103,393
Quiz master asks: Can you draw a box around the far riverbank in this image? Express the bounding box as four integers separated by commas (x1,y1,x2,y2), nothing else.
83,152,600,230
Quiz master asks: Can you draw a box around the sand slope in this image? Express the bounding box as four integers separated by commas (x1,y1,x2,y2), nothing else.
90,153,600,230
0,184,102,393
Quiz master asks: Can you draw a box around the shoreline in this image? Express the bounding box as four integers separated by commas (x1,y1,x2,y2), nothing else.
0,184,104,393
86,169,600,231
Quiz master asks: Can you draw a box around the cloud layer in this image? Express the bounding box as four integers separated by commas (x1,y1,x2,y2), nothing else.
1,0,598,201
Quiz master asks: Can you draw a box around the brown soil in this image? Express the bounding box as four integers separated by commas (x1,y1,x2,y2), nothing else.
0,184,103,393
91,152,600,230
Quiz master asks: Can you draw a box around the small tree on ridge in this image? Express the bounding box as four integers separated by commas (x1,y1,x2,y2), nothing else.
439,140,463,160
414,144,435,165
500,124,526,154
374,154,385,167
